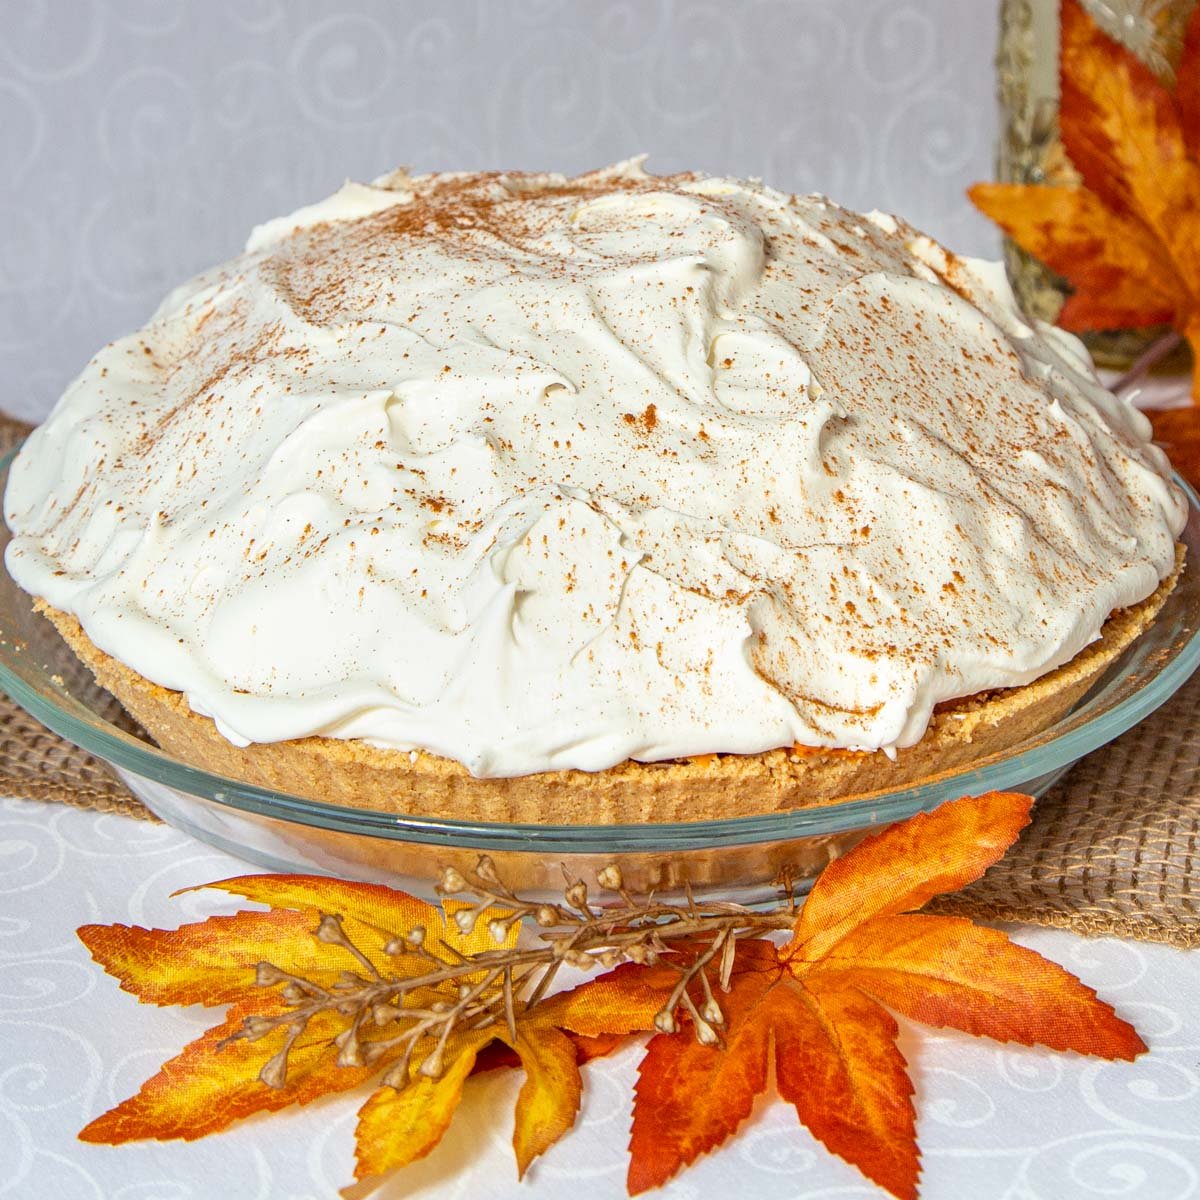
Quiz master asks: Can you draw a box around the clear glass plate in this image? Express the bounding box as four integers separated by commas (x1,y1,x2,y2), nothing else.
2,448,1199,905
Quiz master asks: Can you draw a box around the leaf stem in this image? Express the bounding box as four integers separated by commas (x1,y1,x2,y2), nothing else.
1113,330,1183,397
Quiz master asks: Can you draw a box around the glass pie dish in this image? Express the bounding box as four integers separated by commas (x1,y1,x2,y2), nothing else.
1,448,1198,906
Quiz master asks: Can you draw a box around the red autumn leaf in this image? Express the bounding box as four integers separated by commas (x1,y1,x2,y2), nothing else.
627,792,1145,1200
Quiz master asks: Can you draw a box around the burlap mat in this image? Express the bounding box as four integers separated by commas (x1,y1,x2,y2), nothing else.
1,419,1196,947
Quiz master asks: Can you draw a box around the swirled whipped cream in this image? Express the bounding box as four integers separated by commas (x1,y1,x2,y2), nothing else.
4,161,1187,776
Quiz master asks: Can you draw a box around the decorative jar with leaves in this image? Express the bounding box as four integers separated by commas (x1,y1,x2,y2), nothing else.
996,0,1197,373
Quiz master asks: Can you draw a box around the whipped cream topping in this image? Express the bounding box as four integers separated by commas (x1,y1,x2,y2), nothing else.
5,161,1187,777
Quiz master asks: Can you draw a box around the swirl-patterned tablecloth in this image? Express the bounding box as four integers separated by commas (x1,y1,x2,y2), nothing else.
3,797,1199,1200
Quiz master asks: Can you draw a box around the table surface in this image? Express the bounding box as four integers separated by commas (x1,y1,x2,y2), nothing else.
4,794,1200,1200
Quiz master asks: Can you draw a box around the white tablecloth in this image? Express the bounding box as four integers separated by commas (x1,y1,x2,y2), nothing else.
4,795,1199,1200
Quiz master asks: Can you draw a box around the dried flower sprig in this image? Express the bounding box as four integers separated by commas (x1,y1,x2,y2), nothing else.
226,855,798,1090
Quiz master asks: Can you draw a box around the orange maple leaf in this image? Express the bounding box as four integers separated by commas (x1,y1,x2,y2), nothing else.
970,0,1200,394
77,874,666,1179
626,792,1145,1200
1146,403,1200,491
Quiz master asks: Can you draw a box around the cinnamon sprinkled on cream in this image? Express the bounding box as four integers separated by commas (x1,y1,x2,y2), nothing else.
4,160,1186,775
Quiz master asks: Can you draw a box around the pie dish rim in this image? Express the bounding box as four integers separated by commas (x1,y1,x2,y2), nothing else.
1,447,1198,851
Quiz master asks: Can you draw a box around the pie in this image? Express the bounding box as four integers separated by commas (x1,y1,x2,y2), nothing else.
5,162,1187,822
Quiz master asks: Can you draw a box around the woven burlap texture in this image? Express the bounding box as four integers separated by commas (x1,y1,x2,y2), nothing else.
0,418,152,821
931,666,1200,948
2,416,1196,946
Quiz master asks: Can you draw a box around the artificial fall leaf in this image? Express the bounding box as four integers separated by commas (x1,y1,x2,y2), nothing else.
351,959,674,1190
1146,403,1200,490
77,906,349,1008
350,1021,579,1187
79,995,383,1144
626,792,1145,1200
77,872,670,1185
75,796,1148,1200
77,876,500,1143
970,0,1200,394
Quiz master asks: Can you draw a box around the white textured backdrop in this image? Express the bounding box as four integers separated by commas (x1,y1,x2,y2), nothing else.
0,0,1001,422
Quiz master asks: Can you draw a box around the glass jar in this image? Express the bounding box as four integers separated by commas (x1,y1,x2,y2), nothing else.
996,0,1196,371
